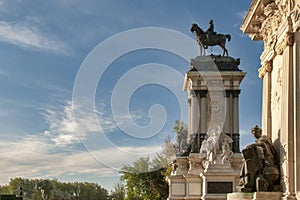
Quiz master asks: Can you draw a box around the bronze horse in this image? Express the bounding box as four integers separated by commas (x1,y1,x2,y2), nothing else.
190,23,231,56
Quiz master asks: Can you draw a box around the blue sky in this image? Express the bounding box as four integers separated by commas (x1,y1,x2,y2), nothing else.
0,0,264,190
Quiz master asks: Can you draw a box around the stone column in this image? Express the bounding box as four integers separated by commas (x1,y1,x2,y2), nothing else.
260,61,272,138
281,41,295,199
224,90,232,135
187,94,192,144
199,90,208,149
294,32,300,197
190,90,198,139
190,90,200,153
232,90,240,153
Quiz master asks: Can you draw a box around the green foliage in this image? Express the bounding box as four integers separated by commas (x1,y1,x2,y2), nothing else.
121,164,169,200
110,182,125,200
0,184,12,194
0,178,109,200
119,120,187,200
120,138,175,200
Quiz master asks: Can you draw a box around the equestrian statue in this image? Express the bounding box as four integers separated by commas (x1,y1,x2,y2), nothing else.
191,20,231,56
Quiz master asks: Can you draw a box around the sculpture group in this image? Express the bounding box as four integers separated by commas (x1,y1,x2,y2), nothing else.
200,127,233,165
190,20,231,56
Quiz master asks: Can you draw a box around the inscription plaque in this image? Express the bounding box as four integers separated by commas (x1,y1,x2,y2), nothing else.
207,182,233,194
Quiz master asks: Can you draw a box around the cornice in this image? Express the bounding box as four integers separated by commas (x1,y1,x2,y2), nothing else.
241,0,298,43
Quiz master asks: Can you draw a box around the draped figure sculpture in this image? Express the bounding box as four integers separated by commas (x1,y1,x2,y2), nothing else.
239,125,281,192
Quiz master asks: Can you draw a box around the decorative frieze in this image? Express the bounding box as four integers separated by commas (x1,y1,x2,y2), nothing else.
291,4,300,31
241,0,298,45
261,2,281,49
276,0,295,18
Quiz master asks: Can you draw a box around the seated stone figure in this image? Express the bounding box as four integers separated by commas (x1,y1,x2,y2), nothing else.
239,125,280,192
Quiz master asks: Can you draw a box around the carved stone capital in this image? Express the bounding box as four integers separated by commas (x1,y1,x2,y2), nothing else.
232,90,241,98
199,90,208,98
258,60,273,78
276,31,294,55
190,90,197,97
285,31,294,46
225,90,232,98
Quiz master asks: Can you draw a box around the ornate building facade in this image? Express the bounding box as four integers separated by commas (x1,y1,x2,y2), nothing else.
241,0,300,199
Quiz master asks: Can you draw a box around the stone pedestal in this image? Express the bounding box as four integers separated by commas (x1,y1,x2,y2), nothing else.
185,174,202,200
175,157,189,175
200,161,240,200
227,192,283,200
167,175,186,200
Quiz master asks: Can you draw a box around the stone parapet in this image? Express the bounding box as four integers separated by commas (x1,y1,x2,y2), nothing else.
227,192,283,200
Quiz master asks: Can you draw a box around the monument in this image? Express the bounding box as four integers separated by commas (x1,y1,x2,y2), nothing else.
167,21,246,200
229,0,300,199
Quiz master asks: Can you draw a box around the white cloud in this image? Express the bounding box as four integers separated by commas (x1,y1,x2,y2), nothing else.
41,101,120,146
42,101,85,146
41,100,154,146
0,133,163,189
0,20,66,53
0,134,112,184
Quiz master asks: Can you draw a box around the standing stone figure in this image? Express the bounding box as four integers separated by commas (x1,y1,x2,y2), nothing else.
239,125,280,192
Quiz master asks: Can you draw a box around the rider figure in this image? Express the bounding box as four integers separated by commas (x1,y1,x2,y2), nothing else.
205,19,216,43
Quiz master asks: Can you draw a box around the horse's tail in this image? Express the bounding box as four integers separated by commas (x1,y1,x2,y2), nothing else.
226,34,231,41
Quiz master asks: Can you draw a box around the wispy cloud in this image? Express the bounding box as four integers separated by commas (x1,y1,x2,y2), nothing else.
41,101,121,146
41,98,159,147
42,101,86,146
0,20,66,53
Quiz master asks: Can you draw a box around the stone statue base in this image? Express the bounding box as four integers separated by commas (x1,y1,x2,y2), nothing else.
227,192,282,200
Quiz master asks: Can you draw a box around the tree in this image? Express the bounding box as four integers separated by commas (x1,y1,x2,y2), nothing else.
121,156,169,200
161,136,176,163
1,178,109,200
173,120,188,155
110,182,125,200
118,120,188,200
0,184,12,194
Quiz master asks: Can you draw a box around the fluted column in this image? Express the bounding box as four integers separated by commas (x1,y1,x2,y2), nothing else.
232,90,240,153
